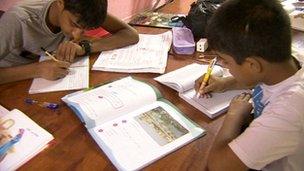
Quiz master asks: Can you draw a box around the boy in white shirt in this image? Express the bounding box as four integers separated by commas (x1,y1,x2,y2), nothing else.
195,0,304,170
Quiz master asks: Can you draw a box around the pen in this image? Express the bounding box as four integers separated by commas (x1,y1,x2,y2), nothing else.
196,57,217,98
40,47,59,62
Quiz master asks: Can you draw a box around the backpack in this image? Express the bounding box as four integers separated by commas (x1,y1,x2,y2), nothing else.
181,0,223,40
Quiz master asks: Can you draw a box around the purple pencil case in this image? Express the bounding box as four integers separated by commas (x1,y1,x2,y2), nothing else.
172,27,195,55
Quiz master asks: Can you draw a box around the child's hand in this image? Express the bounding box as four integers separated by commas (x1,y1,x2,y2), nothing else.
56,41,84,63
37,60,70,80
227,93,253,117
195,75,230,98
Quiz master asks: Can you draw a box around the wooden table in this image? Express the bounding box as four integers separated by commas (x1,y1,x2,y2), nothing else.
0,0,225,170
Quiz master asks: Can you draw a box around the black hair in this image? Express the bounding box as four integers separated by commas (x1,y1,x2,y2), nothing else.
206,0,291,64
64,0,108,29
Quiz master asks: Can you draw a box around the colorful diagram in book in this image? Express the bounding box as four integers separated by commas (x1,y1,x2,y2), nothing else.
129,12,184,28
135,106,188,146
0,119,24,156
0,109,54,171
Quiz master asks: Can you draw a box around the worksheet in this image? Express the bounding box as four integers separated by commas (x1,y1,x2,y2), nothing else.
29,56,89,94
92,31,172,73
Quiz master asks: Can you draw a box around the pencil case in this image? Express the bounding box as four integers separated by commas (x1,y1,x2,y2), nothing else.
172,27,195,55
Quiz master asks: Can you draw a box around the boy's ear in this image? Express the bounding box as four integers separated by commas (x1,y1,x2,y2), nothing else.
56,0,65,11
244,57,263,73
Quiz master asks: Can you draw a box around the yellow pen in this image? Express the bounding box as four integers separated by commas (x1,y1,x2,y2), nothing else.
196,57,217,97
40,47,59,62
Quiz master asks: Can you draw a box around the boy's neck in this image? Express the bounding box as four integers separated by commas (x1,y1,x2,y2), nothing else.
262,58,299,85
46,1,61,33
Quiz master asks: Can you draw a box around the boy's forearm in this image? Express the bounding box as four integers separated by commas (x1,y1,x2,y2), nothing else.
0,63,40,84
214,112,247,147
208,112,248,171
91,28,139,52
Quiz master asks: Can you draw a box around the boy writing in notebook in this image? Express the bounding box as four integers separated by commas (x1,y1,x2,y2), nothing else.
195,0,304,170
0,0,139,84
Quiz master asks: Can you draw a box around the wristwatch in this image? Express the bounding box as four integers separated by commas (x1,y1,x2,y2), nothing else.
79,40,92,56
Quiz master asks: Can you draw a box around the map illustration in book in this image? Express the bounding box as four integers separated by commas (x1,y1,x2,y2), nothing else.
135,106,189,146
129,12,184,28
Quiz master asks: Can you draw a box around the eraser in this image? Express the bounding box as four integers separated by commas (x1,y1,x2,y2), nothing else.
196,38,208,52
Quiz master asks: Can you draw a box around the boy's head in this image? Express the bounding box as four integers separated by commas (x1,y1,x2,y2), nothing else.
63,0,108,29
56,0,108,39
206,0,292,85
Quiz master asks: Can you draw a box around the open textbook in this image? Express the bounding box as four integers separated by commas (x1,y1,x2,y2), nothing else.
29,56,89,94
155,63,249,119
62,77,205,170
92,31,172,73
0,107,54,171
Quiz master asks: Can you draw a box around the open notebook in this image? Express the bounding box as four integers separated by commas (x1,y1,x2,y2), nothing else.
155,63,249,119
92,31,172,73
29,56,89,94
62,77,205,170
0,107,54,171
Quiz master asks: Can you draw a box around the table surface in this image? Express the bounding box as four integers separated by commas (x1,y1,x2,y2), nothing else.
0,0,225,170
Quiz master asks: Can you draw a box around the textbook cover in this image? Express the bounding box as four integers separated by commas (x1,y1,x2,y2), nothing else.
129,12,184,28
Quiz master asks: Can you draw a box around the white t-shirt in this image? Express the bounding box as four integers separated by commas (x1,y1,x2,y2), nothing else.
229,67,304,171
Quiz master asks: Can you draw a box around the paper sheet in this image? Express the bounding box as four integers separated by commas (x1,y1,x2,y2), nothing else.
29,56,89,94
92,31,172,73
0,104,9,117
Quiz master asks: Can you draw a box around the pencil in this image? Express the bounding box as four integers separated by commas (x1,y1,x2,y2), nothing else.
196,57,217,98
40,47,59,62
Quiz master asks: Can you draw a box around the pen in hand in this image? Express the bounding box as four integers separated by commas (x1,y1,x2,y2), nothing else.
196,57,217,98
40,47,59,62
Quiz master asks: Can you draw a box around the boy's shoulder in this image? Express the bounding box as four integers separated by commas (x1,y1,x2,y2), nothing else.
6,0,51,21
262,69,304,125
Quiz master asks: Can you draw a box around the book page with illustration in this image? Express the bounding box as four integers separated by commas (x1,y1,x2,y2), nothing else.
0,109,54,171
88,101,205,171
62,77,159,127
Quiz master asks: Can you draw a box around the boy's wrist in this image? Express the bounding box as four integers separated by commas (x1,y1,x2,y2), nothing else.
79,40,92,56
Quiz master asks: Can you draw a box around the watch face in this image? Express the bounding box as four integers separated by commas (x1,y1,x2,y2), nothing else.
80,40,91,55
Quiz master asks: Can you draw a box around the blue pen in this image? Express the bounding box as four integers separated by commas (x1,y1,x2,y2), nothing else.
25,98,59,110
0,129,24,156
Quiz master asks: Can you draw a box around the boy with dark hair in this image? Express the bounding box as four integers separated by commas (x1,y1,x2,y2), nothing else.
0,0,139,84
195,0,304,170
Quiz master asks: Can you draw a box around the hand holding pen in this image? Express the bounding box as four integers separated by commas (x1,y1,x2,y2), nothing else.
40,47,61,62
38,47,71,80
196,57,217,98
